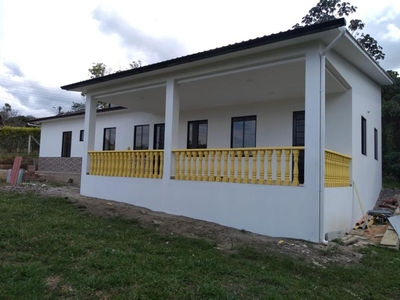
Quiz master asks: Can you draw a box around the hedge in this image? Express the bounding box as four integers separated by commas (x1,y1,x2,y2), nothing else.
0,126,41,154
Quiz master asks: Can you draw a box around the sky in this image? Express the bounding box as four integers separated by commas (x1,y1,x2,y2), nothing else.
0,0,399,118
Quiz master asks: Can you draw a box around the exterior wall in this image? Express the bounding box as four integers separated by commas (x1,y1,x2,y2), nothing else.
39,116,84,157
38,157,82,173
327,51,382,225
40,98,305,155
81,174,320,242
324,187,353,234
325,91,352,155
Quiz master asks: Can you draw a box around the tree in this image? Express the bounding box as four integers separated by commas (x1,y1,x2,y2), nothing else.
381,71,400,180
129,60,142,69
0,103,35,127
88,62,110,78
70,102,86,113
293,0,385,61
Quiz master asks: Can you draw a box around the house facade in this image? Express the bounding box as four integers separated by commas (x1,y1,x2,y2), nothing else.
33,19,392,242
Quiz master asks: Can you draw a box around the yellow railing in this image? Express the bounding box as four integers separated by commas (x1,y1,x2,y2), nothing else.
325,150,351,187
172,147,304,186
88,150,164,178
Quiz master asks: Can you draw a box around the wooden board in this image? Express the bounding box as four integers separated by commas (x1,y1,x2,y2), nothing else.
9,156,22,185
380,226,400,250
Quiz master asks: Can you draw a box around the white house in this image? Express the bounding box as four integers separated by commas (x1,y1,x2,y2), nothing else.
33,19,393,242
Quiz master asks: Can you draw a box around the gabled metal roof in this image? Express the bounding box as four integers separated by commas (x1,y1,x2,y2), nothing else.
61,19,347,91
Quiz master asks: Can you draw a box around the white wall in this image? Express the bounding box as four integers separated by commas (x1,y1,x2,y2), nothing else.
327,51,382,225
81,174,320,242
39,116,84,157
40,98,305,157
324,187,353,234
325,92,352,155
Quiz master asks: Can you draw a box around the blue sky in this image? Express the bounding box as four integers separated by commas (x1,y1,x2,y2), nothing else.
0,0,399,117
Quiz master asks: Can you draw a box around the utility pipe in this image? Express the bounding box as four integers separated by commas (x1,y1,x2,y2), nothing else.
319,26,347,244
27,122,41,127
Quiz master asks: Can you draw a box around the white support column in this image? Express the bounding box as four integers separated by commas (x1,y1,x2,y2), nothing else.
163,79,180,180
304,47,322,191
82,94,97,175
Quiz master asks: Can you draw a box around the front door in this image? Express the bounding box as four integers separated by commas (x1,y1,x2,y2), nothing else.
293,111,305,184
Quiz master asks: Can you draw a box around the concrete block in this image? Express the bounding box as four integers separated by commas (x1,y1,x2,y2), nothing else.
325,230,346,241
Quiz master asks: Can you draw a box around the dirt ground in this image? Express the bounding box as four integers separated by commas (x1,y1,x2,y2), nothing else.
1,182,397,266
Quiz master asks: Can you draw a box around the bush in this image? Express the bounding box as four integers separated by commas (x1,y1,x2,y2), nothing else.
0,126,40,155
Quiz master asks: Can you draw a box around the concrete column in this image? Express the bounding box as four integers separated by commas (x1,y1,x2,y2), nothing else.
163,79,180,181
304,46,322,190
82,94,97,175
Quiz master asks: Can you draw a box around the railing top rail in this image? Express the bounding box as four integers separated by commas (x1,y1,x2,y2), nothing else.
325,149,352,159
88,150,164,153
172,146,305,152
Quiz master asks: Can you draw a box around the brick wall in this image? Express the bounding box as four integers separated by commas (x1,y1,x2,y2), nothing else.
38,157,82,173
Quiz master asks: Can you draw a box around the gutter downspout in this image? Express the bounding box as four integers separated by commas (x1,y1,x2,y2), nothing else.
319,26,347,244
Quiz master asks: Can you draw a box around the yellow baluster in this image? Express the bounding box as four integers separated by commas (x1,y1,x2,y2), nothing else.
191,152,197,181
210,151,215,182
237,150,243,183
98,153,103,176
159,152,164,179
105,152,110,176
259,150,265,184
139,152,144,178
149,151,154,178
153,152,159,178
229,150,235,183
197,151,203,181
179,152,184,180
276,150,282,185
251,150,257,184
144,152,150,178
186,151,191,180
243,150,249,184
284,149,290,186
118,152,123,177
223,150,228,182
174,151,180,180
293,150,299,186
267,150,273,185
216,151,222,182
203,152,209,181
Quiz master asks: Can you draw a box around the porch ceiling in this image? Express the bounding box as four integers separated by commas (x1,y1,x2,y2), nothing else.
98,60,347,114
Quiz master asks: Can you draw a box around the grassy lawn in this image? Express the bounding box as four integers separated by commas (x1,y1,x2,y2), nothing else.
1,192,400,299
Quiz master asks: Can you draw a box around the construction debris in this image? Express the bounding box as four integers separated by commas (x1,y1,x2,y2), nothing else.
344,190,400,250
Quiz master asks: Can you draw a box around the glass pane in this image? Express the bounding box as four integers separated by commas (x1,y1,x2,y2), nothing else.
198,123,207,148
232,121,244,148
135,126,142,149
188,123,193,148
244,120,256,147
110,128,116,150
142,125,149,150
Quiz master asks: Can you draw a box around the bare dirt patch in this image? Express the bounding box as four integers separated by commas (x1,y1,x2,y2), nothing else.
1,182,386,266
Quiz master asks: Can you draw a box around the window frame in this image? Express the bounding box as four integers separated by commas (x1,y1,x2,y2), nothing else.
231,115,257,148
134,124,150,150
361,116,367,155
103,127,116,151
153,123,165,150
187,120,208,149
61,131,72,157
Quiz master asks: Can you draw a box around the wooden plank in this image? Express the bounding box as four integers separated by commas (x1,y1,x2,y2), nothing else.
9,156,22,185
380,226,399,250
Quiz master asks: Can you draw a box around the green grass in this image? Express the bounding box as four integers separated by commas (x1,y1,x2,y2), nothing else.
1,192,400,299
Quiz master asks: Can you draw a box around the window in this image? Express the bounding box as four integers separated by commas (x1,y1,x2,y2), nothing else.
134,125,149,150
103,127,116,150
374,128,378,160
79,130,84,142
61,131,72,157
231,116,256,148
187,120,208,149
154,123,165,150
361,116,367,155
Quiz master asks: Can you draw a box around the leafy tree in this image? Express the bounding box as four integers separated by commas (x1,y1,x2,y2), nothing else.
293,0,385,61
0,103,35,127
382,71,400,179
88,63,110,78
129,60,142,69
70,102,86,113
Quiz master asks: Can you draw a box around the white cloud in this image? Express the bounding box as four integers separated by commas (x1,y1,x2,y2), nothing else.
383,23,400,41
